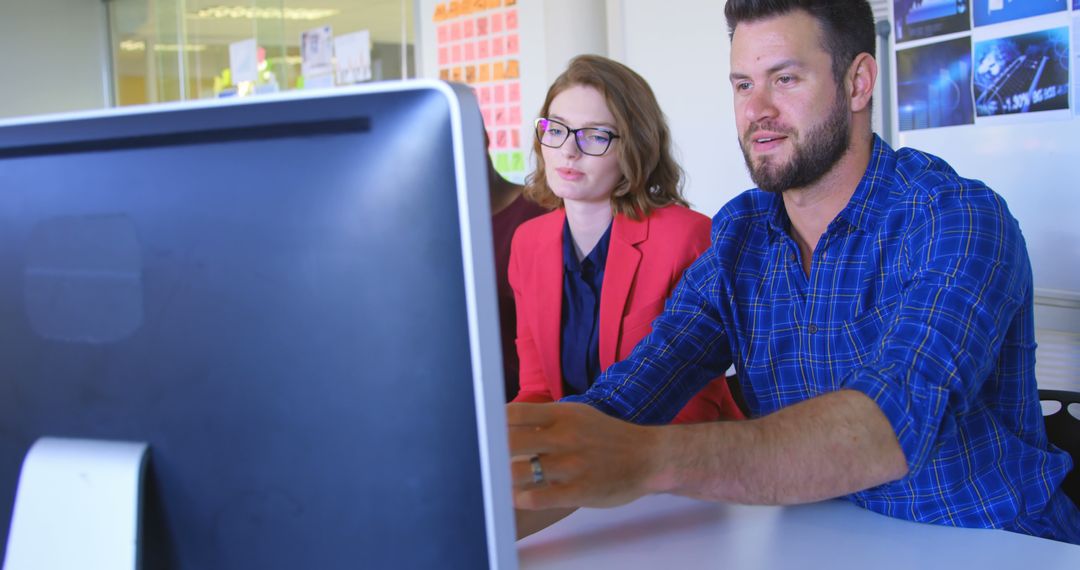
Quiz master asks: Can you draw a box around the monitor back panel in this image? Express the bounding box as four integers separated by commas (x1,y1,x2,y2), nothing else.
0,87,491,568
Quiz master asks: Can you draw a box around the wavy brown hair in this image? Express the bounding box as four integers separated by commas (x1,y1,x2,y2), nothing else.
524,55,686,220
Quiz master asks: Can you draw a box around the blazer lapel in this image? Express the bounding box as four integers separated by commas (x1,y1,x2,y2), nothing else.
536,210,566,399
599,213,647,369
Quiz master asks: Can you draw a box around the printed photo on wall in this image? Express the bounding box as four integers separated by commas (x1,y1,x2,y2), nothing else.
972,0,1066,27
973,27,1070,117
894,0,970,43
896,37,974,131
1074,16,1080,116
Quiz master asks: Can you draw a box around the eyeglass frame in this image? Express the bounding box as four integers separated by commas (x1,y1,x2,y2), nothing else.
534,118,621,157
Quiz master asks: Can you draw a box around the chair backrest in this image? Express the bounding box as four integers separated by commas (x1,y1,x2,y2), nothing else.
1040,389,1080,507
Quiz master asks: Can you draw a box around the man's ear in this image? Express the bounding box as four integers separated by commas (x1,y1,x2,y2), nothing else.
846,53,877,113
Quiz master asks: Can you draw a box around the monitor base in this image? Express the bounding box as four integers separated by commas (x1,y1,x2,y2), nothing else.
3,437,148,570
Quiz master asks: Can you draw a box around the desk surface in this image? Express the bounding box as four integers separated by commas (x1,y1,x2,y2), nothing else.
517,495,1080,569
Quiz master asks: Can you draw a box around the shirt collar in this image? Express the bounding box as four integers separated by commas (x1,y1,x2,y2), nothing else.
563,218,613,273
764,134,895,237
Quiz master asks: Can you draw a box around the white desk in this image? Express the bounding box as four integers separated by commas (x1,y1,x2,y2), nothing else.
517,495,1080,569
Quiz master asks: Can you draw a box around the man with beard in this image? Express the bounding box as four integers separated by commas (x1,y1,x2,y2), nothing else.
508,0,1080,544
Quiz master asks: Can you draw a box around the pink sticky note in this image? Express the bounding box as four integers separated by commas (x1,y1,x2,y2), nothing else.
464,19,475,38
492,13,504,33
509,106,521,125
438,47,449,66
464,42,476,60
482,108,493,127
506,10,518,30
496,130,509,149
451,22,462,41
495,108,508,127
451,44,462,64
438,25,449,43
478,39,490,59
476,16,489,36
507,34,519,55
512,129,521,148
492,36,505,57
479,86,492,105
508,82,521,102
494,84,507,104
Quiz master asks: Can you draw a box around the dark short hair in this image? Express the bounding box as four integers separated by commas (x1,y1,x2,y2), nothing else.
724,0,875,84
524,55,686,219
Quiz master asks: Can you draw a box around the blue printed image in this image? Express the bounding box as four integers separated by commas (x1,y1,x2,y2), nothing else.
973,0,1066,27
894,0,971,43
897,37,974,131
974,27,1070,117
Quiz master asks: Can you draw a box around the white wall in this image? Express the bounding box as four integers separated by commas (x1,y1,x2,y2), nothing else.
614,0,753,218
0,0,110,119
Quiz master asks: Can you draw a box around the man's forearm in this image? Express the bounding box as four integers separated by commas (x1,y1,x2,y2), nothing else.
646,390,909,504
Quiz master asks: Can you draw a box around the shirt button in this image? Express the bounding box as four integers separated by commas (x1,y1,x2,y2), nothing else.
807,324,819,334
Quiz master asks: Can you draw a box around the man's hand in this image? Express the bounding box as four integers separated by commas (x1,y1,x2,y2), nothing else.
507,402,663,510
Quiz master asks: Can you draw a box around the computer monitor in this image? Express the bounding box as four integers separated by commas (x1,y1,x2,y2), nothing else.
0,82,517,568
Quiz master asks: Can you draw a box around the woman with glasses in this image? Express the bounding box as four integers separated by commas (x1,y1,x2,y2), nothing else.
508,55,743,424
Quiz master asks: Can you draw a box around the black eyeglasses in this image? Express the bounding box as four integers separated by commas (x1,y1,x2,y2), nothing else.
534,118,620,157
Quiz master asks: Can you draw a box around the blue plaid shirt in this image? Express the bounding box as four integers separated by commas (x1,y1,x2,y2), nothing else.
566,136,1080,543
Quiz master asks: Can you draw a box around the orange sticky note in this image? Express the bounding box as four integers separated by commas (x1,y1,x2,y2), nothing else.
505,59,519,79
479,63,491,82
439,68,450,81
493,61,506,81
465,65,477,83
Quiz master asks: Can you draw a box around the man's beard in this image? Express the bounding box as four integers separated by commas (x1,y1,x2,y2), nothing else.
740,90,851,194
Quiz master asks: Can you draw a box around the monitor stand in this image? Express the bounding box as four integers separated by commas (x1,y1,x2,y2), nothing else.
3,437,148,570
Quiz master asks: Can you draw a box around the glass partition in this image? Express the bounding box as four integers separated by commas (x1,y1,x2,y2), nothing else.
108,0,416,106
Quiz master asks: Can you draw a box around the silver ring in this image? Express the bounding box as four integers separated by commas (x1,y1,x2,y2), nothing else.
530,455,545,485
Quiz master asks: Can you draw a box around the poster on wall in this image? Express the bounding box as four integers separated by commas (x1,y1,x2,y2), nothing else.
972,0,1066,27
433,0,525,179
896,37,974,131
973,27,1070,118
1074,15,1080,116
894,0,971,43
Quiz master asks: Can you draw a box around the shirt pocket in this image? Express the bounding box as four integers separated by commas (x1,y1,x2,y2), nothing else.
837,301,896,369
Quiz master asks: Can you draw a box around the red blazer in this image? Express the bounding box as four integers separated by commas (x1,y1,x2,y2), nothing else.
508,204,743,423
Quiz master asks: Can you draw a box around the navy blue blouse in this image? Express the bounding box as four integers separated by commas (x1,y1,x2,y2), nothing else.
559,219,612,395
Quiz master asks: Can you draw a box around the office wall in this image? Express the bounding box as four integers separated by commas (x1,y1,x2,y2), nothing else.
0,0,110,119
614,0,752,218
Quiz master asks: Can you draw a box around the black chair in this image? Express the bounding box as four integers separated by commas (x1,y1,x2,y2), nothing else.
1040,389,1080,507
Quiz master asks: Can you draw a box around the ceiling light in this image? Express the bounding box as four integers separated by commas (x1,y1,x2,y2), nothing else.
190,6,338,21
119,40,208,53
